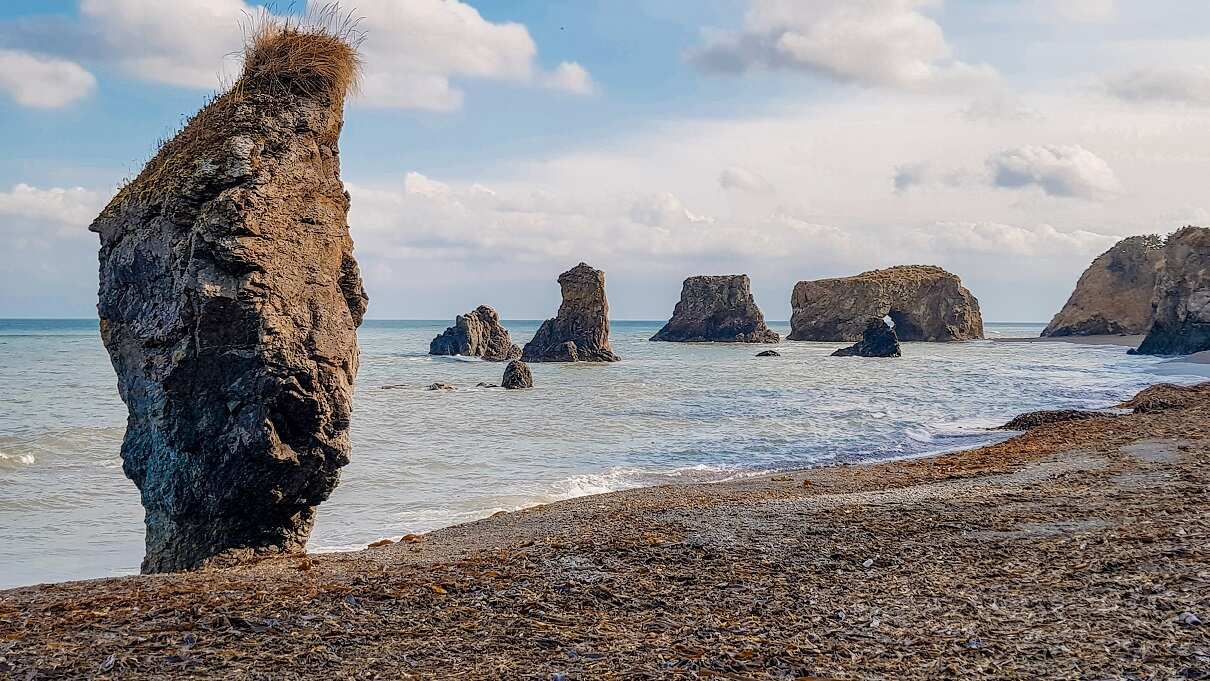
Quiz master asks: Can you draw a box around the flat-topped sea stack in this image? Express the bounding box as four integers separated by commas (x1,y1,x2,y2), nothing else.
430,305,521,361
1134,226,1210,355
90,23,366,573
651,274,779,343
522,263,620,362
831,319,901,357
1042,235,1163,337
788,266,982,342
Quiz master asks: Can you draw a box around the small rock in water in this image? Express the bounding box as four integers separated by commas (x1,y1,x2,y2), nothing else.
1177,611,1202,626
756,350,780,357
502,360,534,390
428,383,456,391
476,382,499,388
367,539,394,548
381,384,407,390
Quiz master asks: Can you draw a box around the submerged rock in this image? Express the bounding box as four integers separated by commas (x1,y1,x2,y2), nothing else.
502,360,533,389
651,274,779,343
522,263,620,362
428,383,456,391
90,25,366,573
997,410,1111,431
429,305,521,361
830,319,902,357
1133,226,1210,356
756,350,781,357
789,266,982,342
1043,235,1163,337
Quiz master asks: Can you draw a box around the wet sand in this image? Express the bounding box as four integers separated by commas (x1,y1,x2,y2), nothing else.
1,383,1208,679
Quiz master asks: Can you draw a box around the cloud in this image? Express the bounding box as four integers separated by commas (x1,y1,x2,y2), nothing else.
1105,66,1210,105
986,145,1122,200
719,166,774,194
71,0,593,110
0,183,104,230
0,49,95,108
688,0,998,93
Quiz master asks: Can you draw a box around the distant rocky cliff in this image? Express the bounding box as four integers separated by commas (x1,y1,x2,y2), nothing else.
788,266,983,342
522,263,620,362
651,274,779,343
1042,236,1162,337
1134,226,1210,355
430,305,521,361
91,25,366,573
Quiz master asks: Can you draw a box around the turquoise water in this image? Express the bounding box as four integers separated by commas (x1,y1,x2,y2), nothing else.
0,319,1205,588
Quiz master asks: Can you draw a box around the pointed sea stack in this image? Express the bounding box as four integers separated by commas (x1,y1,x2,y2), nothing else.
90,22,367,573
1134,226,1210,355
789,266,982,342
651,274,779,343
430,305,521,361
831,319,902,357
522,263,620,362
1042,235,1163,337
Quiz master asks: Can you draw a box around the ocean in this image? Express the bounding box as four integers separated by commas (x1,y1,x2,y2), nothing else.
1,318,1205,589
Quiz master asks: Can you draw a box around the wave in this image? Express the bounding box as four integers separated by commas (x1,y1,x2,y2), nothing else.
0,450,36,468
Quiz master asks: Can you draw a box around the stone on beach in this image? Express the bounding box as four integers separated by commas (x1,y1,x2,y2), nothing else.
429,305,521,361
90,23,365,573
831,319,902,357
522,263,620,362
997,409,1111,431
789,265,983,342
502,360,533,389
651,274,779,343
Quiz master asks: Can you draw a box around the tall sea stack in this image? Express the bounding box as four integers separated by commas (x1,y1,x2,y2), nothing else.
90,23,367,572
651,274,780,343
522,263,619,362
1134,226,1210,355
1042,235,1163,337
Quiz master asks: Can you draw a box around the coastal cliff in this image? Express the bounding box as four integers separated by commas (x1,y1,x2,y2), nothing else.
651,274,779,343
522,263,619,362
1043,235,1163,337
788,266,983,342
1135,226,1210,355
89,23,365,572
429,305,521,361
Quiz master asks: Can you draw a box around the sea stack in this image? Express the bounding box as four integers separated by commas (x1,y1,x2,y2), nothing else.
90,22,366,573
831,319,902,357
651,274,779,343
788,266,982,342
1043,235,1163,337
1134,226,1210,355
502,360,533,389
430,305,521,361
522,263,620,362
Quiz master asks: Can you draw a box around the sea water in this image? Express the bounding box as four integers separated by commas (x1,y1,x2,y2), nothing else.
1,319,1205,588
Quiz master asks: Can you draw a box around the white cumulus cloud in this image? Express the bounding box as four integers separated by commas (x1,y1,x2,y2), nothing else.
719,166,774,194
0,49,95,108
0,183,105,230
987,145,1122,200
689,0,998,93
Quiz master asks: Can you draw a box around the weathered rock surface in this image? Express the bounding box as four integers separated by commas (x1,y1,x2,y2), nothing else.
429,305,520,361
90,26,366,573
830,319,902,358
1134,226,1210,356
522,263,620,362
789,266,983,342
1043,236,1163,337
997,410,1111,431
502,360,533,389
651,275,779,343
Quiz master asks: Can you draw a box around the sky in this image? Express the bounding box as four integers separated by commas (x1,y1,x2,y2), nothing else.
2,0,1210,321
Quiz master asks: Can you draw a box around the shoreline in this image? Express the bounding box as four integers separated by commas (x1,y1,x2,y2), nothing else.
991,333,1144,347
2,382,1207,677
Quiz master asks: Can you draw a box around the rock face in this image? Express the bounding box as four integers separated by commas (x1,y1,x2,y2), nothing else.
651,275,779,343
522,263,620,362
90,26,366,573
830,319,902,357
1134,227,1210,355
429,305,521,361
788,266,983,342
502,360,533,389
1042,236,1163,337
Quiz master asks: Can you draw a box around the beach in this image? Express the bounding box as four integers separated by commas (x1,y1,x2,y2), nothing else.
3,382,1207,678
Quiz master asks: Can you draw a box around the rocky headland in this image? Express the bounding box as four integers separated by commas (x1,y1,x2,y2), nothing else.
88,23,365,573
1134,226,1210,356
429,305,521,361
651,274,779,343
788,265,983,342
1042,235,1163,337
830,318,902,357
521,263,620,362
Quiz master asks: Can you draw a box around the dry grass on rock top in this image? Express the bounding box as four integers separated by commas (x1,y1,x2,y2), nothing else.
2,384,1208,679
